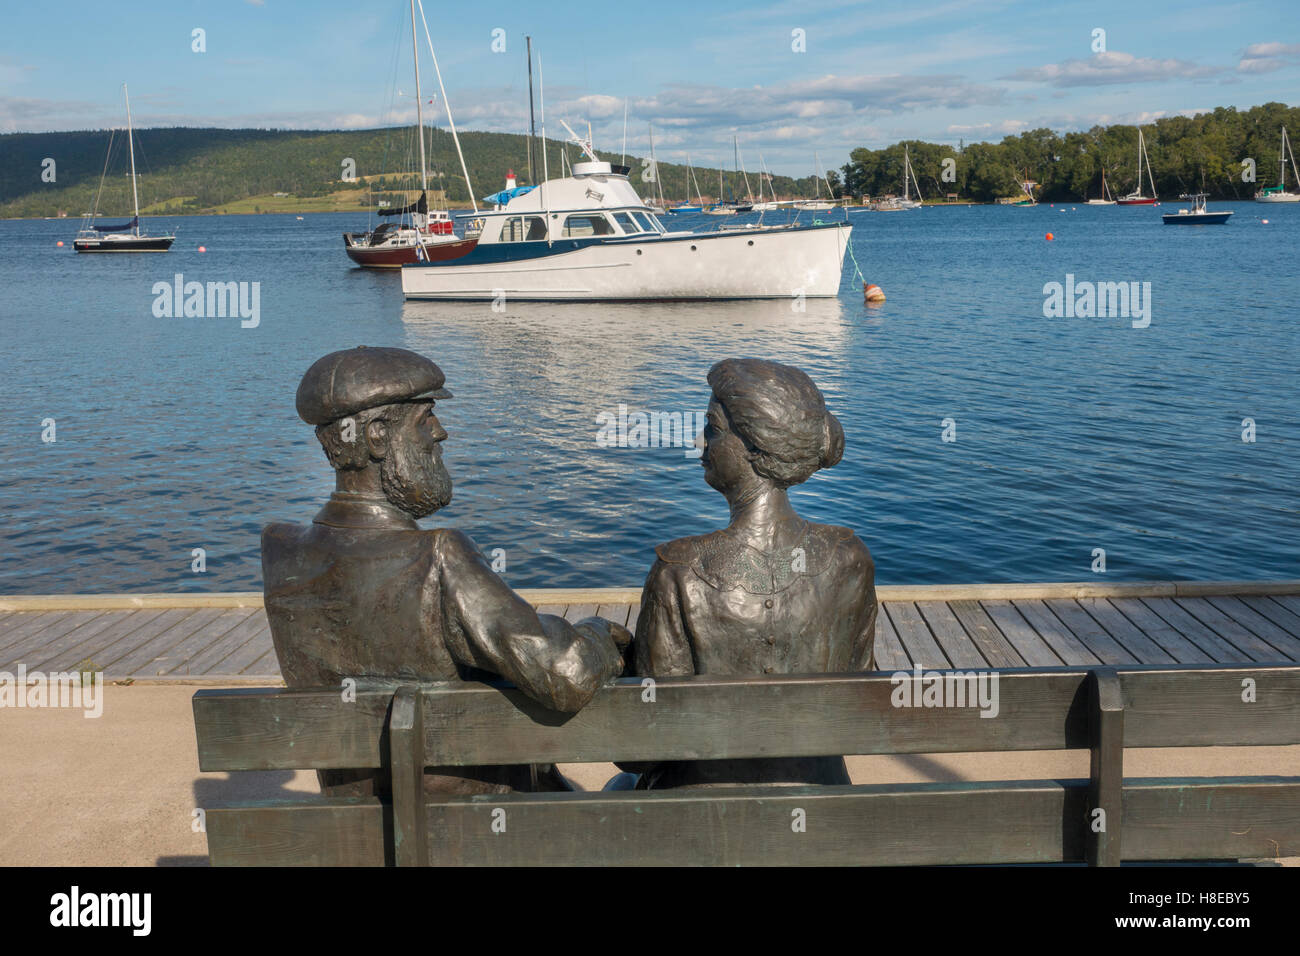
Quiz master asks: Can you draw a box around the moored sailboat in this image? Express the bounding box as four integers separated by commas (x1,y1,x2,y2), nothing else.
1085,165,1116,205
1117,127,1158,204
343,0,476,268
1255,126,1300,203
74,84,175,253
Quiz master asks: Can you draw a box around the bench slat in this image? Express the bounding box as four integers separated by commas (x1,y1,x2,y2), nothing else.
193,666,1300,772
206,798,389,866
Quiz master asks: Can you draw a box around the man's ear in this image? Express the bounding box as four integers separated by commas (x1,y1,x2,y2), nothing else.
365,418,390,460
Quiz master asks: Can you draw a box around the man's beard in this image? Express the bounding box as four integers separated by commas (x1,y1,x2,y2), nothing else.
380,440,452,518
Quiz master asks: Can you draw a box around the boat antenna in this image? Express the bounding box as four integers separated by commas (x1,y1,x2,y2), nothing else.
621,98,628,165
124,83,140,235
416,0,477,212
526,36,537,186
558,118,598,162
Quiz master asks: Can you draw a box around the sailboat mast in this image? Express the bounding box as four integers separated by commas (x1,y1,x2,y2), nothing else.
526,36,538,185
124,84,140,233
415,0,477,212
903,146,910,202
410,0,428,206
1143,130,1156,197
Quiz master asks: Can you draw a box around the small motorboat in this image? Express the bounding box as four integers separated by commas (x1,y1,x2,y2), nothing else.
1162,193,1232,225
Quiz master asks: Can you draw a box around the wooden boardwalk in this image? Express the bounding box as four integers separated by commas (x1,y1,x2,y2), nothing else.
1,582,1298,680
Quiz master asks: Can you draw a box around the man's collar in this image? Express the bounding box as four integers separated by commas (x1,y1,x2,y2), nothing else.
313,492,420,531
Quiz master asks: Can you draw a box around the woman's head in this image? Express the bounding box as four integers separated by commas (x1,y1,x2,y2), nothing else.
703,358,844,492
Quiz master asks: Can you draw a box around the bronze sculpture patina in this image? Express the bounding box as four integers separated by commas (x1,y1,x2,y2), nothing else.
624,358,878,789
262,346,627,796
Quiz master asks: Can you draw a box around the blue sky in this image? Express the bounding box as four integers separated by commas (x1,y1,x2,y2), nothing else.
1,0,1296,174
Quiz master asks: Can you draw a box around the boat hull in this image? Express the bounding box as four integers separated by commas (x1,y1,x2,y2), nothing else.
401,222,852,301
1162,212,1233,225
74,235,175,252
1255,192,1300,203
343,234,477,268
1116,198,1157,205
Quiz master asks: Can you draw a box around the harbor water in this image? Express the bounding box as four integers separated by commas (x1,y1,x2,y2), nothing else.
0,202,1296,592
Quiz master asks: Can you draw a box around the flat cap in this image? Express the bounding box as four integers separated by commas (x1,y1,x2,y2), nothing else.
295,346,452,425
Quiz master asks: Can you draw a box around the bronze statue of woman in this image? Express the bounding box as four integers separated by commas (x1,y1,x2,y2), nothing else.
622,358,877,790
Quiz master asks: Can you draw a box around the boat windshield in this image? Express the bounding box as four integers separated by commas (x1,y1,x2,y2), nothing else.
628,211,657,233
612,212,641,234
562,213,616,237
500,216,549,242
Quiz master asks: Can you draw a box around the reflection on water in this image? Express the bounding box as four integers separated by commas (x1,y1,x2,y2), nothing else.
0,206,1296,592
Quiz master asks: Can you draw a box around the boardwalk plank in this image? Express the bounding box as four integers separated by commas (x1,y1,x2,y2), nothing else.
220,630,277,675
1010,600,1101,665
39,609,169,669
535,605,566,618
885,602,949,668
1176,598,1298,663
105,608,231,676
28,609,164,671
873,605,910,671
980,601,1063,667
1119,599,1246,663
149,608,258,676
947,600,1026,667
1271,595,1300,619
181,611,272,675
1041,600,1137,665
1242,596,1300,638
1203,597,1300,661
0,611,110,669
915,601,987,667
1077,598,1178,664
0,610,76,657
1140,598,1275,663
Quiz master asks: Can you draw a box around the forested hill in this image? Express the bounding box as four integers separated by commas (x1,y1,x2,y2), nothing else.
833,102,1300,203
0,125,816,218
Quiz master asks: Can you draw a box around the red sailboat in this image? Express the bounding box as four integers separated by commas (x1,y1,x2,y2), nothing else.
1116,127,1158,205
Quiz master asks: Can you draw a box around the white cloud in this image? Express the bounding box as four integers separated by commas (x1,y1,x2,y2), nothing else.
1238,41,1300,73
1005,51,1222,87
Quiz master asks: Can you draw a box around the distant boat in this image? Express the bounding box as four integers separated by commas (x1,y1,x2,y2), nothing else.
1256,126,1300,203
667,153,706,213
1117,128,1158,204
1162,192,1232,225
343,0,476,268
74,84,175,253
1085,165,1116,205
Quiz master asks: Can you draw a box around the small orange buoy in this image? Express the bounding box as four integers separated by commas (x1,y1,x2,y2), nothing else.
56,240,64,247
1262,219,1270,224
198,245,207,253
864,282,886,303
1045,233,1054,241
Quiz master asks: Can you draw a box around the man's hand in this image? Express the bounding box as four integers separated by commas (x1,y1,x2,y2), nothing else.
574,616,632,679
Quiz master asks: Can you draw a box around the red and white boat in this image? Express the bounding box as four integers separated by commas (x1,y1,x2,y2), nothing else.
342,0,478,269
1116,127,1158,205
344,200,475,268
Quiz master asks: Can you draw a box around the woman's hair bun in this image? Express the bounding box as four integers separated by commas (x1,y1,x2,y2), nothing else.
820,411,845,469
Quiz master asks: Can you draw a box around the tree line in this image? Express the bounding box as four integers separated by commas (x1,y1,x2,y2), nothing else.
833,102,1299,203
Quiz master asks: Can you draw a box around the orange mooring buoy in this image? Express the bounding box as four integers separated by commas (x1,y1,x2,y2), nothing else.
56,240,64,247
864,282,886,303
1045,232,1054,241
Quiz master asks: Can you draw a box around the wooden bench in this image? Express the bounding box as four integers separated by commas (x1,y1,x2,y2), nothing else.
192,663,1300,866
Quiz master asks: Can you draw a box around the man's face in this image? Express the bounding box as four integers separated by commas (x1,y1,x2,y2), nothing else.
379,401,453,518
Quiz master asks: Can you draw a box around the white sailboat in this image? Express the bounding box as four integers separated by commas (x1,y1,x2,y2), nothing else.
1085,164,1116,205
1256,126,1300,203
74,84,175,253
794,151,842,211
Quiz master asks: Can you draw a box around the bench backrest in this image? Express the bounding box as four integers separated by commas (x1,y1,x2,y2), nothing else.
193,664,1300,866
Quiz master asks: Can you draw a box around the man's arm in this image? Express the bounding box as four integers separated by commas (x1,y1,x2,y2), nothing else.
434,529,624,713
